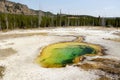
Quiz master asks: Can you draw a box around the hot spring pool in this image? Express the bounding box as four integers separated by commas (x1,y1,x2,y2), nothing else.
36,42,102,68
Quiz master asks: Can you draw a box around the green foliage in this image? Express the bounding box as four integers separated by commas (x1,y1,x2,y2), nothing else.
0,13,39,30
0,13,120,30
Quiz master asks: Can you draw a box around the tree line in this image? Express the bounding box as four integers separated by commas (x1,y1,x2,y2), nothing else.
0,13,120,30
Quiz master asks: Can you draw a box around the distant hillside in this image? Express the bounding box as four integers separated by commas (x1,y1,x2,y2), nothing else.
0,0,54,16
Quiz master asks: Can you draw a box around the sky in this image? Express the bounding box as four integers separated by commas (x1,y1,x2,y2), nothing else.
9,0,120,17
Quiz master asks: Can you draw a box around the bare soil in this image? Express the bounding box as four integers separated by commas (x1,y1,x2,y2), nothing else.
0,48,17,59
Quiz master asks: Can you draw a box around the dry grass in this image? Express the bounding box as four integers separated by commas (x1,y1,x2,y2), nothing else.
98,76,111,80
113,32,120,36
104,38,120,42
91,58,120,66
74,37,84,42
0,48,17,59
76,63,98,70
75,58,120,79
77,58,120,74
0,66,5,78
0,32,48,40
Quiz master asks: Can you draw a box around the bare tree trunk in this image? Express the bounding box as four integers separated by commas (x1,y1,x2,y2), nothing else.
101,17,105,26
77,19,79,26
38,1,42,28
59,9,61,27
93,19,94,26
13,15,16,29
65,18,67,27
75,19,77,26
31,15,33,28
0,19,1,30
38,11,42,27
4,0,9,30
84,17,85,26
67,17,69,27
5,16,9,29
51,16,54,27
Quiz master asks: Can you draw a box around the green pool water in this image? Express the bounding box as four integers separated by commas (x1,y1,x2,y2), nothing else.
36,42,102,68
